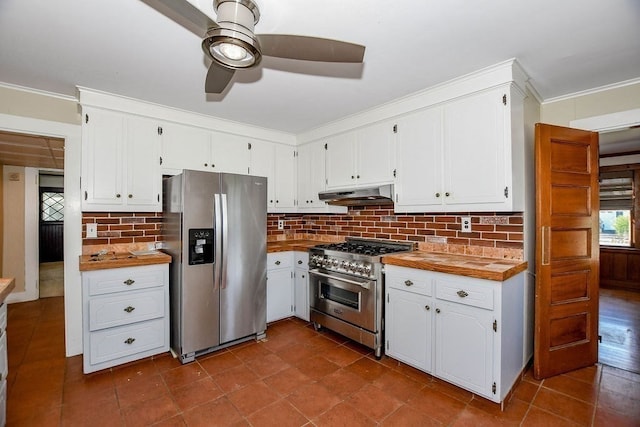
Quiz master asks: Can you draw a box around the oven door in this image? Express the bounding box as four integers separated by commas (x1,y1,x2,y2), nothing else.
309,269,376,331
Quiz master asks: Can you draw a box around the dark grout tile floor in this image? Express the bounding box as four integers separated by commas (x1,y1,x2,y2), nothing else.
6,296,640,426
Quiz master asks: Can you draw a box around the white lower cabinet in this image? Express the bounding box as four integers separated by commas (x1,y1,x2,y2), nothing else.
82,264,170,373
266,252,294,323
385,265,525,403
294,252,310,321
267,251,310,323
385,267,433,372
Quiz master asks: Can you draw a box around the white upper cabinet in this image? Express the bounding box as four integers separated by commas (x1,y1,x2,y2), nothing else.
443,88,508,207
394,85,523,212
159,123,212,173
297,141,325,209
82,108,161,212
210,132,250,175
325,121,395,190
159,123,250,175
249,140,296,211
394,107,444,209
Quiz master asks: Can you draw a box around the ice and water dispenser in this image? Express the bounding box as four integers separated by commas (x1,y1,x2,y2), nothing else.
188,228,214,265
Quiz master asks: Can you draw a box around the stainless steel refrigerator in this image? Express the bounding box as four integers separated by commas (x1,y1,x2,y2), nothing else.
163,170,267,363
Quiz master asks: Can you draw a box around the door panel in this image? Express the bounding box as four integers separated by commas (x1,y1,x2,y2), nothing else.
534,123,599,379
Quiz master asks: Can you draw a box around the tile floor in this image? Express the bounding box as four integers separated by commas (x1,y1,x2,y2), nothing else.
6,296,640,426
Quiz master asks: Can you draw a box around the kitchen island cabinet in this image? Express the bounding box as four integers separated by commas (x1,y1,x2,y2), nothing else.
81,263,169,373
81,107,162,212
384,264,525,404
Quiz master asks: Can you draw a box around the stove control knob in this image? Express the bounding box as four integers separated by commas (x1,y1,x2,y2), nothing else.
363,265,372,275
356,264,365,273
332,259,340,267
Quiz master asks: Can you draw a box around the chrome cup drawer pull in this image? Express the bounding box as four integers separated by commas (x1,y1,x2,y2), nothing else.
457,290,469,298
404,280,413,287
124,306,135,313
124,337,135,345
124,279,135,286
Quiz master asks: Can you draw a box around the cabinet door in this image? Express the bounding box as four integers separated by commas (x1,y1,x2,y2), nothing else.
325,132,356,189
434,300,494,397
160,123,211,172
211,132,250,174
294,267,309,321
443,88,507,206
297,141,327,209
266,268,293,323
386,288,432,372
356,121,395,186
126,116,162,210
273,144,296,209
395,108,444,210
249,140,275,207
82,108,125,208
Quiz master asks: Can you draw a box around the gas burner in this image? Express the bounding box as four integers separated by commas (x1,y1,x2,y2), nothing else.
315,238,414,257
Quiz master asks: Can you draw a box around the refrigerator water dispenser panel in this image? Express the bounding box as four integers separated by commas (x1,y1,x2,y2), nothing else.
188,228,214,265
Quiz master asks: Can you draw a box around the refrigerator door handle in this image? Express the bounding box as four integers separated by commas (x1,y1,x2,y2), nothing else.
214,193,223,290
221,193,229,289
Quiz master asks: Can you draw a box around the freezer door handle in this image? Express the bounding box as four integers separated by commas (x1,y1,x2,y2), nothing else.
221,193,229,289
214,193,223,290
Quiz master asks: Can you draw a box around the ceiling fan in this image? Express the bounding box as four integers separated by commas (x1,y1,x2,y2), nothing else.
147,0,366,94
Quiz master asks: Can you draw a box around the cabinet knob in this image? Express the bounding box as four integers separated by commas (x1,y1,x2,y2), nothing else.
302,274,305,278
351,175,355,179
275,260,281,265
128,194,133,199
124,306,135,313
445,192,450,197
204,163,208,167
212,164,215,168
270,200,273,203
276,200,279,203
124,337,136,345
425,305,430,311
457,290,469,298
404,280,413,287
124,279,135,286
298,260,303,264
357,175,360,179
116,193,121,198
436,308,441,314
435,193,440,198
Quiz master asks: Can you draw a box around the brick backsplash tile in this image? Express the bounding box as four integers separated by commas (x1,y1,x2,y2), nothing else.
82,212,163,250
268,207,524,260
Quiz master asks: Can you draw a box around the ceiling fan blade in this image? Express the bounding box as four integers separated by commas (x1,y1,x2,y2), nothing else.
257,34,365,63
205,62,236,94
141,0,217,36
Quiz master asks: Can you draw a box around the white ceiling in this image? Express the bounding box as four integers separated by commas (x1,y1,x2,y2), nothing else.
0,0,639,135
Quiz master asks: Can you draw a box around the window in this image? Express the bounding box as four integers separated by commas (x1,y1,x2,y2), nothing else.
599,168,636,247
41,190,64,222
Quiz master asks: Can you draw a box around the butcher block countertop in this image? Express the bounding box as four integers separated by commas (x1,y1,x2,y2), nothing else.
0,277,16,303
382,251,527,282
79,252,172,272
267,240,327,253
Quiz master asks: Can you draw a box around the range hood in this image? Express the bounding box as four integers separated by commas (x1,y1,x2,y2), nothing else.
319,184,394,206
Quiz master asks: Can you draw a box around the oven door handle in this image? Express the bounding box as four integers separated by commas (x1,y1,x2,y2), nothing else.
309,270,372,290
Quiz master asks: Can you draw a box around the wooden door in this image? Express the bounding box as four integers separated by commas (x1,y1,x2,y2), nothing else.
534,123,600,379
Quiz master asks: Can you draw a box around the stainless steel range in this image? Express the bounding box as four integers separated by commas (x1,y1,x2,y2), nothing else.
308,238,414,358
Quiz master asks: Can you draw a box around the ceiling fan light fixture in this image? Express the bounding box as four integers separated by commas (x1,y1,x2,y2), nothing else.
203,27,261,68
219,42,248,60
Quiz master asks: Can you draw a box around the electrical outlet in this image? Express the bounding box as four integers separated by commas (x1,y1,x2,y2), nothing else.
461,217,472,232
278,220,284,230
86,223,98,238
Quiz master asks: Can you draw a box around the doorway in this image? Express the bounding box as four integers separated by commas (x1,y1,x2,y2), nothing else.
39,173,64,298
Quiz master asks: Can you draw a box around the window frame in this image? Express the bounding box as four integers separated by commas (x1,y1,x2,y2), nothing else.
599,163,639,249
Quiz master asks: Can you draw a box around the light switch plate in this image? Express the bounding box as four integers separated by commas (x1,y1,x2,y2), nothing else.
86,223,98,238
461,217,472,233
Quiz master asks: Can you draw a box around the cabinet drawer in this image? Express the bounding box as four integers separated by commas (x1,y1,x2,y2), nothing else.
385,265,433,296
86,265,166,296
294,252,309,268
0,303,6,332
267,252,293,269
89,288,165,331
435,277,494,310
89,317,167,365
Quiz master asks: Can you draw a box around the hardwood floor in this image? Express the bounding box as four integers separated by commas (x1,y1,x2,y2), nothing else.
599,287,640,374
